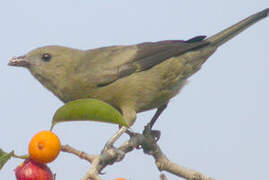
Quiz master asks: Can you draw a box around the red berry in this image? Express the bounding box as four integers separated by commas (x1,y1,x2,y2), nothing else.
15,159,53,180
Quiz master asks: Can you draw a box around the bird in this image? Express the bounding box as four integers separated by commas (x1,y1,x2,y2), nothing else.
9,9,268,131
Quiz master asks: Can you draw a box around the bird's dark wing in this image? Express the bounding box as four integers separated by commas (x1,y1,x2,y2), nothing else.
84,35,209,87
117,35,209,79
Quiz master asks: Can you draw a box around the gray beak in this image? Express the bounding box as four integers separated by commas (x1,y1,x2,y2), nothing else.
8,55,30,67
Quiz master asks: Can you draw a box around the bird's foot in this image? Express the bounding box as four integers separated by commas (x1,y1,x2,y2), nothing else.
143,123,161,142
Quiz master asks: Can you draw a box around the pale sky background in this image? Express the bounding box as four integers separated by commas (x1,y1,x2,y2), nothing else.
0,1,268,180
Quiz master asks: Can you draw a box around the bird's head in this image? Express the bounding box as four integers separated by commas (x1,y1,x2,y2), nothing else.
8,45,83,72
8,46,85,100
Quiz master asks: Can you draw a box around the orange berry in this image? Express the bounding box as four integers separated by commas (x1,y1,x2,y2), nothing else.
28,130,61,164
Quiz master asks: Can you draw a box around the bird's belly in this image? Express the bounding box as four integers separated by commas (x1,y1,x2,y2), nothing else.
134,79,188,112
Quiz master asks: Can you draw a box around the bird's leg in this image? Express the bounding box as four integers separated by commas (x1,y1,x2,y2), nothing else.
149,104,168,129
145,104,168,141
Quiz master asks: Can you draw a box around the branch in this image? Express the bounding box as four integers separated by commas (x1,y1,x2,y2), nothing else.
61,145,97,163
141,126,215,180
61,126,215,180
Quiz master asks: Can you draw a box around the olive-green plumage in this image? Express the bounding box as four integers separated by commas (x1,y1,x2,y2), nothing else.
9,9,268,126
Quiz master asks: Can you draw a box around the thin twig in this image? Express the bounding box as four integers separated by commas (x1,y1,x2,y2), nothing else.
61,145,97,163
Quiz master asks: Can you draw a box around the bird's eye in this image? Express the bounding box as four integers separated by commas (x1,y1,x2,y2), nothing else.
41,53,51,62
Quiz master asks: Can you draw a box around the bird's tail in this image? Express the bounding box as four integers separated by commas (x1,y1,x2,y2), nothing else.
206,8,269,47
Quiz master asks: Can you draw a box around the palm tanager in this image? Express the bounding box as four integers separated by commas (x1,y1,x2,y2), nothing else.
8,9,268,128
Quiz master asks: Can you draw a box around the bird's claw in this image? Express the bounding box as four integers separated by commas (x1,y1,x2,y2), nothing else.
150,130,161,142
143,123,161,143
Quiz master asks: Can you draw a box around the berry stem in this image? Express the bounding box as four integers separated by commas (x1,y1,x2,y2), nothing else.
11,151,29,159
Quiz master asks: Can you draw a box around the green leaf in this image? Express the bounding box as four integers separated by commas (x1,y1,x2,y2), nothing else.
51,98,129,130
0,149,13,170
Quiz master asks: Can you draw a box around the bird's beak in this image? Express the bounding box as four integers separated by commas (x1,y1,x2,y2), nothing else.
8,55,30,67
